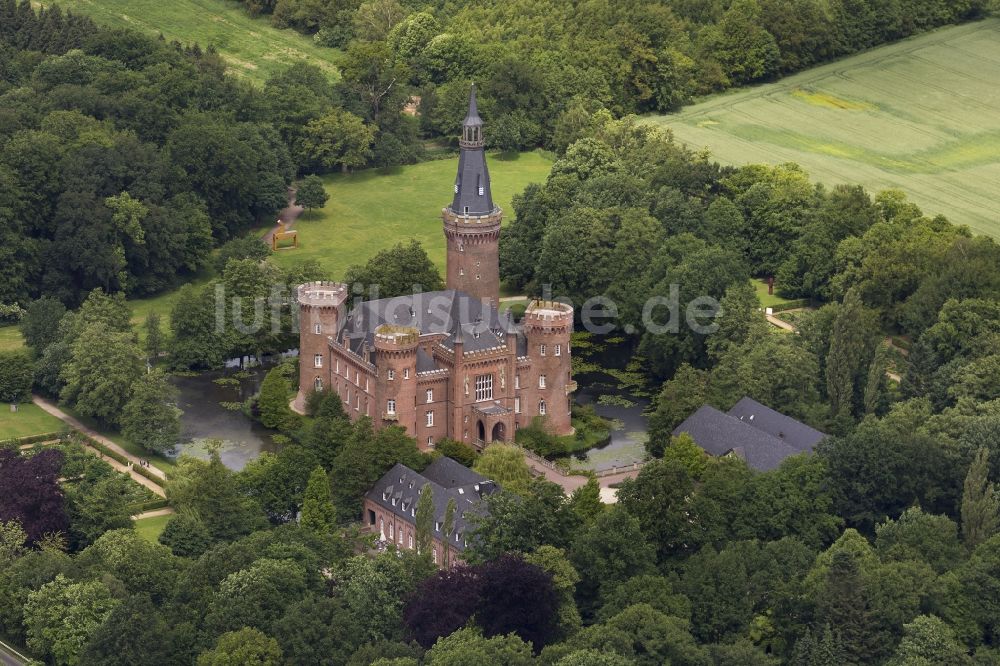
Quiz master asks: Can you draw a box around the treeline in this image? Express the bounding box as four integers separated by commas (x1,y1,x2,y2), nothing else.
0,2,423,309
235,0,987,151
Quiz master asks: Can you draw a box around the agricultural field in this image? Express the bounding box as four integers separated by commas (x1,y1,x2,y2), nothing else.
268,150,555,280
649,19,1000,238
54,0,341,85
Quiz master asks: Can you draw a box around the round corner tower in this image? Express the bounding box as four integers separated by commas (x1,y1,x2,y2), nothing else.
373,324,420,433
443,84,501,307
294,281,347,412
522,300,575,436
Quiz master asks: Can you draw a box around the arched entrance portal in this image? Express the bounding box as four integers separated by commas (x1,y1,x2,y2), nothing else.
492,422,506,442
477,420,485,443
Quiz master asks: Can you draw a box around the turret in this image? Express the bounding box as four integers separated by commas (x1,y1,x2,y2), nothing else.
294,282,348,412
374,324,420,433
522,300,575,436
443,84,502,307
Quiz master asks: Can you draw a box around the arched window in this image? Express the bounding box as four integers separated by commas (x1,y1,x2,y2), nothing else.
314,377,323,391
539,400,546,416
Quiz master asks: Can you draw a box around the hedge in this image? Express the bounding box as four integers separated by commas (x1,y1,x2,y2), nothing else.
74,434,165,487
128,498,170,515
769,299,812,313
5,431,66,445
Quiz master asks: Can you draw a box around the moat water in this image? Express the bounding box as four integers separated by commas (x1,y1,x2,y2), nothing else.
168,337,650,472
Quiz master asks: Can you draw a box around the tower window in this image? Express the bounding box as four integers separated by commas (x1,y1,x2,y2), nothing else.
313,354,323,368
539,400,546,416
539,375,546,389
514,375,520,389
387,399,396,415
314,377,323,391
426,411,434,427
314,323,322,334
514,397,520,413
426,389,433,403
404,368,410,379
459,268,464,276
555,344,561,356
387,369,395,380
475,374,493,402
540,344,546,356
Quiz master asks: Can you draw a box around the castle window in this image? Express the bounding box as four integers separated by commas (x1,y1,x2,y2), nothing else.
459,268,464,276
355,394,360,411
404,368,410,379
458,242,464,252
408,534,414,549
540,344,546,356
479,186,484,196
387,399,396,415
426,411,434,427
355,370,360,385
515,375,520,389
398,529,403,545
389,524,394,539
514,397,520,413
539,375,546,389
433,548,438,564
539,399,546,416
387,369,395,380
428,436,434,447
475,374,493,402
313,354,323,368
314,377,323,391
366,378,369,392
555,344,561,356
426,389,433,403
314,323,322,334
336,359,339,373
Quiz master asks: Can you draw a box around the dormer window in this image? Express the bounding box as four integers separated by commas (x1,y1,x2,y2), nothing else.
478,186,484,196
454,183,459,193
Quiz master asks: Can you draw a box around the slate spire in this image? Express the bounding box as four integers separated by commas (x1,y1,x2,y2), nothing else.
450,84,495,216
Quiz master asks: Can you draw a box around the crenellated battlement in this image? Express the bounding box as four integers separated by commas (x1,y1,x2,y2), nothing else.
297,282,348,308
522,300,574,332
373,325,420,352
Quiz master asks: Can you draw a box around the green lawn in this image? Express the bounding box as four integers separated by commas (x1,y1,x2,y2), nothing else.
134,513,171,543
0,325,23,352
0,403,65,440
753,279,797,309
270,150,555,280
55,0,341,85
648,19,1000,237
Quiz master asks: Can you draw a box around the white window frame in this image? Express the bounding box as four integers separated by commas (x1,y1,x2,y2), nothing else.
313,354,323,368
539,375,546,389
314,323,322,335
387,369,395,380
475,374,493,402
555,344,561,356
426,389,433,403
514,374,520,390
387,399,396,415
540,344,546,356
539,399,546,416
426,411,434,427
514,397,520,413
314,377,323,391
404,368,410,380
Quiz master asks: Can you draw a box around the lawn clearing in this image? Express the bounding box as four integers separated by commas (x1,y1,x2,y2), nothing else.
134,513,171,543
753,279,797,309
0,403,65,440
271,150,555,280
0,325,23,352
54,0,341,85
648,19,1000,237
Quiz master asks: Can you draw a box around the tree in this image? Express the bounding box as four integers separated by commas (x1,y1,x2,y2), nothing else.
962,447,1000,550
158,511,212,558
477,554,559,649
336,554,411,643
301,109,376,172
258,363,298,431
24,574,120,666
60,322,143,426
197,627,283,666
568,478,605,526
295,174,329,210
647,365,710,455
342,240,443,302
77,529,182,602
414,482,434,557
65,473,135,549
815,550,878,665
875,506,963,574
887,615,971,666
403,564,483,648
597,575,691,624
473,445,533,496
423,627,534,666
300,466,336,535
0,350,34,402
435,439,478,467
0,520,27,568
0,448,67,544
121,370,181,454
166,449,267,542
144,312,163,359
19,297,66,351
205,558,309,635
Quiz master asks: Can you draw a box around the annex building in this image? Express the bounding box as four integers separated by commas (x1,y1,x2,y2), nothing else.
293,87,576,450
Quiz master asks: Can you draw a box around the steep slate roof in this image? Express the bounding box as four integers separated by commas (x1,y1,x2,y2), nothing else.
364,458,498,552
450,85,496,216
727,397,826,452
339,290,516,361
672,400,825,472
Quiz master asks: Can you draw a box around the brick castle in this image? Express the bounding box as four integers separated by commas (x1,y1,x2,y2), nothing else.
293,86,575,450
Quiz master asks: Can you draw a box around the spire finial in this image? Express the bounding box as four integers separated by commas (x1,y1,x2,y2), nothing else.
464,83,481,127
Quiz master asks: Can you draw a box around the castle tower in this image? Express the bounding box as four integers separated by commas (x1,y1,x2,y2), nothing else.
522,300,575,436
373,324,420,434
443,85,502,307
294,282,348,412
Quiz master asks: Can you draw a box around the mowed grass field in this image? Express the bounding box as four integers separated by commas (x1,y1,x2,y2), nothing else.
649,19,1000,237
0,403,65,440
268,151,555,280
52,0,341,84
